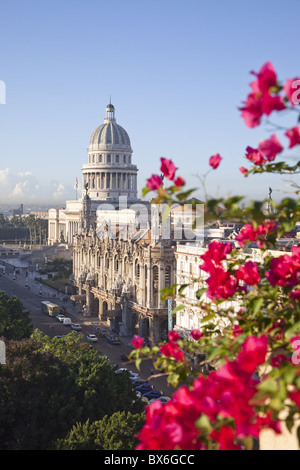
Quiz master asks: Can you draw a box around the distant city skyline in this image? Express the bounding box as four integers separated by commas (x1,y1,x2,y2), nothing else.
0,0,299,206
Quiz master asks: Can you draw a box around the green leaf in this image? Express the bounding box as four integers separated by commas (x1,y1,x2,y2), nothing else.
196,288,207,299
251,297,264,316
285,321,300,340
172,304,185,314
257,378,277,394
201,313,216,323
195,414,212,432
141,186,150,198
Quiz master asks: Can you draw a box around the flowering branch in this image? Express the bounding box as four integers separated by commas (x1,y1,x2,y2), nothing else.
130,61,300,451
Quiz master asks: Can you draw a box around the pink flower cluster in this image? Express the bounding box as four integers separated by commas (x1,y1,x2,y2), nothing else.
239,62,286,128
146,158,185,190
236,260,260,286
235,222,277,249
159,329,204,362
199,241,262,300
240,135,284,175
137,335,281,450
200,241,237,301
266,246,300,287
160,330,184,362
238,62,300,162
245,133,283,166
209,153,222,170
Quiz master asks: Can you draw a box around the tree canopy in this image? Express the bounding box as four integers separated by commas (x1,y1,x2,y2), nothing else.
0,330,144,450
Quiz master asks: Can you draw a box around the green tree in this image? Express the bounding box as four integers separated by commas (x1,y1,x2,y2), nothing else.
55,411,145,450
0,330,144,449
0,291,33,340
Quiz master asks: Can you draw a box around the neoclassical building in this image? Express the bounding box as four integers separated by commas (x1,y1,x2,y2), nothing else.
48,102,178,343
73,223,176,344
48,103,139,244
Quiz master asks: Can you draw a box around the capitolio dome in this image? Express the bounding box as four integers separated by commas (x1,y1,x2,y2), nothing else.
89,103,132,151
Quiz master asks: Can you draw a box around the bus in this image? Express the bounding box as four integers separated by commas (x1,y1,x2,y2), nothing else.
41,301,61,316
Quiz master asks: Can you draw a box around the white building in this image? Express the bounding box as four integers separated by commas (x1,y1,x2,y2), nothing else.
174,242,240,339
48,103,139,244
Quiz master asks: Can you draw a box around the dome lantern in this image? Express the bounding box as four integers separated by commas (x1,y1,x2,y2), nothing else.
105,102,116,123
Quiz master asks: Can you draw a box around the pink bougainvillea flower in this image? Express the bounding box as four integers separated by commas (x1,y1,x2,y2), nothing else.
239,166,248,176
285,126,300,149
284,78,300,106
190,329,203,341
235,222,277,248
290,289,300,300
146,174,163,190
209,153,222,169
266,252,300,287
205,265,237,301
212,426,243,451
258,134,283,162
245,146,267,165
235,260,261,286
271,354,289,368
252,61,277,94
236,335,268,374
131,335,144,349
160,341,184,362
239,92,263,128
168,330,180,342
261,92,285,116
233,324,243,338
200,240,232,267
235,224,257,246
240,63,286,128
136,334,280,451
174,176,185,187
160,157,177,181
289,390,300,409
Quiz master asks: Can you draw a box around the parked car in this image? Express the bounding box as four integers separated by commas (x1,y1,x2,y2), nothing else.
115,368,139,381
149,396,171,404
132,380,147,388
136,384,154,394
87,334,98,342
107,335,121,345
55,314,65,322
143,390,164,400
71,323,82,331
95,328,107,337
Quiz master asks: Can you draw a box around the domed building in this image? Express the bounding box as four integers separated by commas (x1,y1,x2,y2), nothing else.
48,103,139,244
82,103,138,202
48,102,177,345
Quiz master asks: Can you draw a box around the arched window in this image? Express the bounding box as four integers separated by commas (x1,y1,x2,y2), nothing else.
165,265,171,288
135,259,140,278
116,154,119,163
123,155,126,164
99,154,102,163
124,256,129,275
114,254,119,272
107,154,111,163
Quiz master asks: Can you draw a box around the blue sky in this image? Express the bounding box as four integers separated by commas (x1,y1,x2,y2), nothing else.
0,0,299,206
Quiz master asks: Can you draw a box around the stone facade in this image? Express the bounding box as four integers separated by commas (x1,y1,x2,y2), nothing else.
72,224,176,344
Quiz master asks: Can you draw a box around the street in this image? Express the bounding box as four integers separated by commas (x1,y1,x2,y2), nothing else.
0,259,174,398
